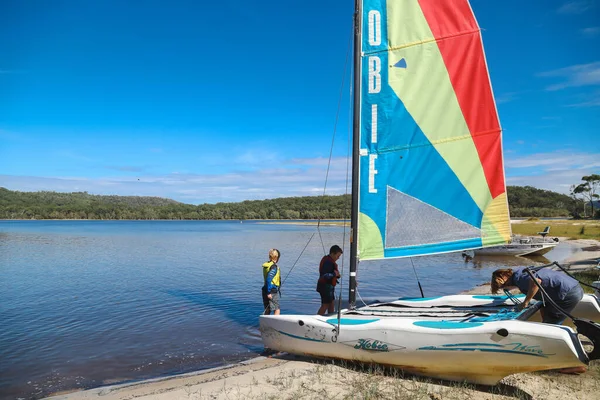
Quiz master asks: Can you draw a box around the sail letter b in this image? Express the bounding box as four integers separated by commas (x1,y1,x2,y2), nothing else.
369,154,378,193
368,57,381,93
368,10,381,46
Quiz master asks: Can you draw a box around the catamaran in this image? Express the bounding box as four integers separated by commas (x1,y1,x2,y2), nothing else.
260,0,599,385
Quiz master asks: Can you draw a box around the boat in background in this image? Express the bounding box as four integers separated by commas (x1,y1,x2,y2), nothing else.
473,226,559,256
260,0,599,385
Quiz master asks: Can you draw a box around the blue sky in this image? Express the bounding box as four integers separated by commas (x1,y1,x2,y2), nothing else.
1,0,599,204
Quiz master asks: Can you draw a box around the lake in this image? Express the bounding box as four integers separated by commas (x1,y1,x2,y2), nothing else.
0,220,570,399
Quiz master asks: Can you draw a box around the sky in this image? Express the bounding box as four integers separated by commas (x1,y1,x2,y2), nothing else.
1,0,599,204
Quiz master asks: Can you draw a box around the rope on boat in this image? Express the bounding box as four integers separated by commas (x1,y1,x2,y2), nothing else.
503,289,523,305
356,286,369,307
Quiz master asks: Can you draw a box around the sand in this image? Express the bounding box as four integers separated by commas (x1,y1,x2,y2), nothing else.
46,239,600,400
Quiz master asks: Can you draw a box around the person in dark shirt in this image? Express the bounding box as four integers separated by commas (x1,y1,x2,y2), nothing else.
491,267,586,375
316,245,342,315
491,267,583,324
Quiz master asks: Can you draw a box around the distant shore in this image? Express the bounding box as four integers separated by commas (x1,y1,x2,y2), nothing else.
47,238,600,400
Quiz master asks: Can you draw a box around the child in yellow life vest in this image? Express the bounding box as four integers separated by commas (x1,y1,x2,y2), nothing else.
262,249,281,315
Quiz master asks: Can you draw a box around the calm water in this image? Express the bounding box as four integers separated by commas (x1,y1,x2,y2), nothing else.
0,220,573,399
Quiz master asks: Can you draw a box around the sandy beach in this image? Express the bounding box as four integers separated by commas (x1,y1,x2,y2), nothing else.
47,239,600,400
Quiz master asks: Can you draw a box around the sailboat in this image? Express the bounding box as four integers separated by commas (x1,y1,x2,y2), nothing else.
472,234,558,257
260,0,600,385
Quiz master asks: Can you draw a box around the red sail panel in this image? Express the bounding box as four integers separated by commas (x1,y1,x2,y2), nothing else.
417,0,505,198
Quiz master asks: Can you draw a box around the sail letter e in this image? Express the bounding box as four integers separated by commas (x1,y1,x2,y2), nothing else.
369,154,378,193
368,57,381,93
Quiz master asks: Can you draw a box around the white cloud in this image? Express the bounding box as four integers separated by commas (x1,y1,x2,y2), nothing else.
538,61,600,91
557,1,594,14
495,92,519,104
566,90,600,107
0,156,352,204
2,149,597,203
0,69,25,74
506,151,600,169
581,27,600,37
505,151,600,194
104,165,146,172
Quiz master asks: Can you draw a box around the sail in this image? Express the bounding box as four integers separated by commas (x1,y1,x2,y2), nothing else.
357,0,511,261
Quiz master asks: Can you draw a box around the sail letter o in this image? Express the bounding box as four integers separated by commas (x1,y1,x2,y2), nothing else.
368,56,381,94
368,10,381,46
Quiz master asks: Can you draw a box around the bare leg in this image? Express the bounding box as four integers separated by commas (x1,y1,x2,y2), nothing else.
274,309,280,315
317,304,329,315
328,302,335,314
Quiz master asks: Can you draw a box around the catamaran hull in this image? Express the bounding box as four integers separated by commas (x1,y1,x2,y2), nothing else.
474,243,557,256
260,314,586,385
366,294,600,326
386,294,600,324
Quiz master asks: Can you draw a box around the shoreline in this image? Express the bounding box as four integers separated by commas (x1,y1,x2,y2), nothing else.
46,238,600,400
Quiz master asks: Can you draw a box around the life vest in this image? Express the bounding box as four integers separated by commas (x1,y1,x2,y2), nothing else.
262,261,281,287
318,255,339,286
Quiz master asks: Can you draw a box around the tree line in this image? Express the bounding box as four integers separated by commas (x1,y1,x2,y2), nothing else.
0,187,349,220
0,184,595,220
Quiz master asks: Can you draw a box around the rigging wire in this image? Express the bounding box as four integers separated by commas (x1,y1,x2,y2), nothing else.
336,25,355,324
280,232,317,286
271,23,353,319
316,22,354,257
409,257,425,298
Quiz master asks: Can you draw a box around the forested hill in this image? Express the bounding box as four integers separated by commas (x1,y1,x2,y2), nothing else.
507,185,578,217
0,185,579,220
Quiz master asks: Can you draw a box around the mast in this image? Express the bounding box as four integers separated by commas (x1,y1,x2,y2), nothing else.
348,0,362,309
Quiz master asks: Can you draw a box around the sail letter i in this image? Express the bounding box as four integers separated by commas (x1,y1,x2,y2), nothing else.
371,104,378,143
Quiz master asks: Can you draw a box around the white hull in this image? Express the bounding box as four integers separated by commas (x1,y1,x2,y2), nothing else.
260,314,586,385
474,242,557,256
260,293,599,384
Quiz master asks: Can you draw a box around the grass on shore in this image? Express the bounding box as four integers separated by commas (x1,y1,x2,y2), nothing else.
511,220,600,240
571,270,600,293
246,359,600,400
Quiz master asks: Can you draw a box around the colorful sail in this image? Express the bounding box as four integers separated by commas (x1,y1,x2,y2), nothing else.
358,0,511,261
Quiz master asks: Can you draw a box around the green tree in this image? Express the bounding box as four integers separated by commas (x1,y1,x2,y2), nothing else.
571,174,600,218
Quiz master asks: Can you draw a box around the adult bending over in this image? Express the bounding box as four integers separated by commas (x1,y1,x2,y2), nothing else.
491,267,583,325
